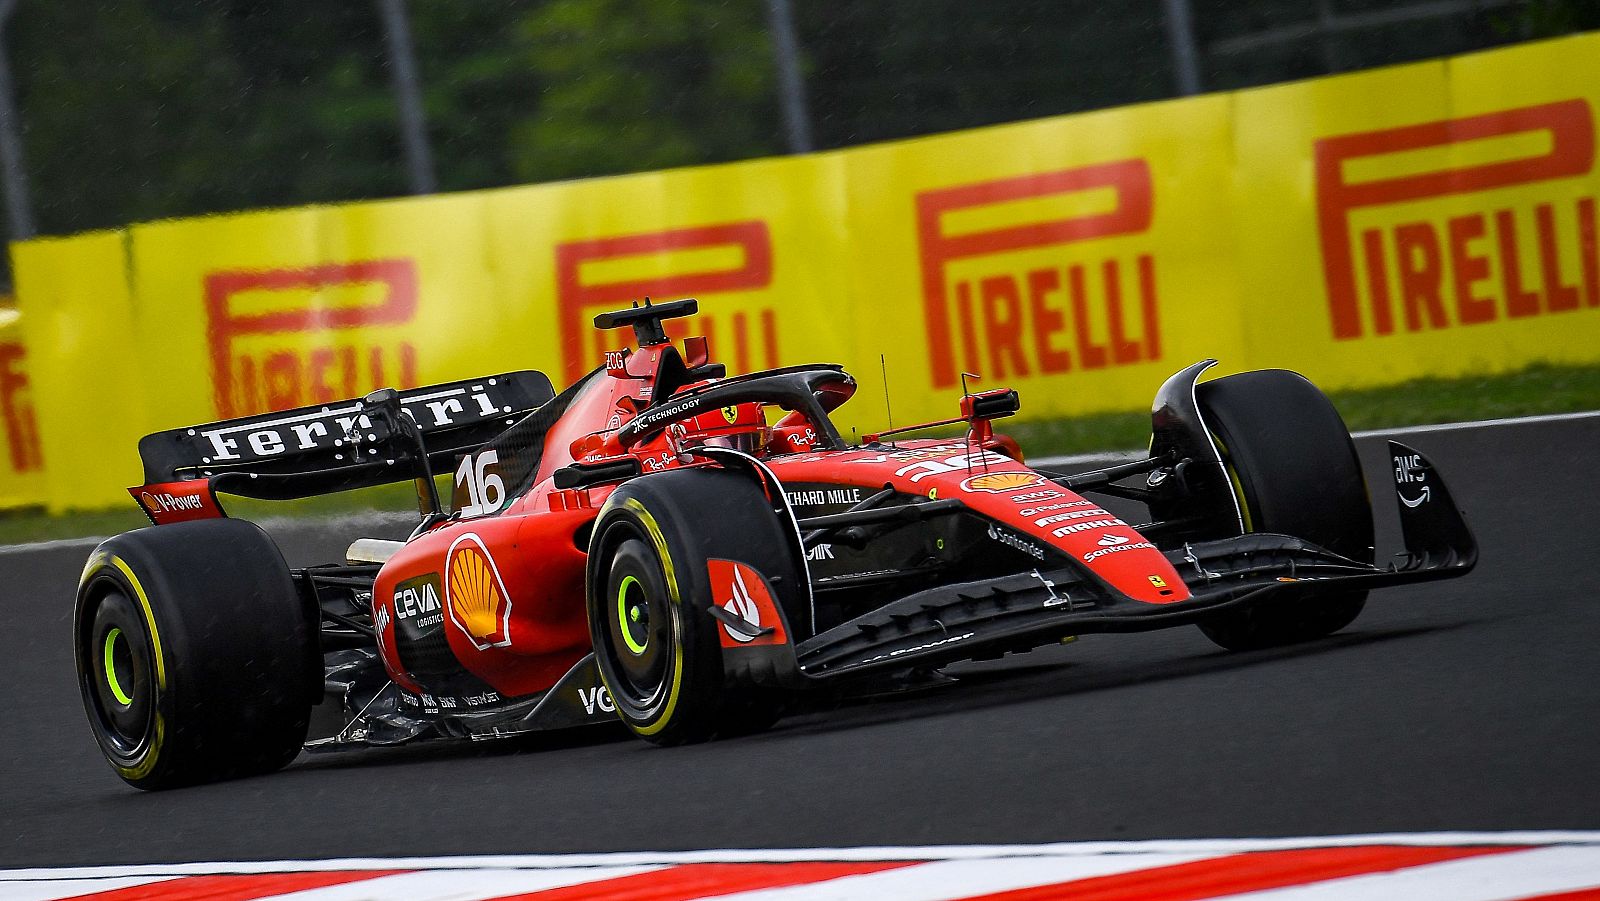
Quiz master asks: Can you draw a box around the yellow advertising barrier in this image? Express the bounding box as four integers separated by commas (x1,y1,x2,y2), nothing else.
842,93,1243,426
1234,33,1600,387
483,153,855,389
0,306,44,509
11,232,143,511
12,32,1600,511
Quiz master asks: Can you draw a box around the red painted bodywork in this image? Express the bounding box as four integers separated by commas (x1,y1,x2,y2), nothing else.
764,442,1186,605
363,334,1185,701
130,481,225,526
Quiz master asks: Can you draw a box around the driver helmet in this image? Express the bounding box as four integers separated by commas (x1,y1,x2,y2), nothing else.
674,402,768,454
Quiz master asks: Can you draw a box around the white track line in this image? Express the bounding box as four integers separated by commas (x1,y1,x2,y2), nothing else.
0,535,105,555
5,833,1599,881
1351,408,1600,437
262,866,666,901
710,854,1213,901
1028,409,1600,469
0,876,177,901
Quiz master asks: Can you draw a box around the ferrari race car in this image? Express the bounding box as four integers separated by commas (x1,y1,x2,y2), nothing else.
75,298,1477,790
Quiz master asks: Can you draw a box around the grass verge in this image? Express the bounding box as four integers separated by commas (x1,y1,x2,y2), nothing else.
3,361,1596,545
1004,361,1600,457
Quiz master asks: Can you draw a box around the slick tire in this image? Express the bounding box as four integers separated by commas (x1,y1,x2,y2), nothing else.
1194,370,1374,651
75,519,318,790
586,467,800,746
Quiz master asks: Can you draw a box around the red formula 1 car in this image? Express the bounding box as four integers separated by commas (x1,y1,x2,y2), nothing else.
75,299,1477,789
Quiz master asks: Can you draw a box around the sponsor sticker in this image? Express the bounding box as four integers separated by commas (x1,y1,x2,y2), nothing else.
1050,517,1124,538
1010,490,1064,503
786,486,864,508
577,685,615,716
394,574,444,631
1393,451,1431,507
708,559,787,648
986,523,1046,560
1082,539,1157,564
1020,500,1093,516
129,480,220,524
961,471,1046,493
1034,507,1112,527
444,533,514,651
857,631,974,666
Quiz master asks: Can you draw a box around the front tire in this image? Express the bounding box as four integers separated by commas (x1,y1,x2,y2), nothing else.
75,519,317,790
586,468,800,745
1194,370,1374,651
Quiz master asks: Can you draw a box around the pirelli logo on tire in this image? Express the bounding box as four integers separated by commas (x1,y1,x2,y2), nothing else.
915,160,1164,390
1314,99,1599,341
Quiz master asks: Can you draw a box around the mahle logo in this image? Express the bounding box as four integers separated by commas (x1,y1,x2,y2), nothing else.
1314,99,1598,340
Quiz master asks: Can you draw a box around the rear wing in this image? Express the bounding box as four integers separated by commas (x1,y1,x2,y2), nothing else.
136,371,555,502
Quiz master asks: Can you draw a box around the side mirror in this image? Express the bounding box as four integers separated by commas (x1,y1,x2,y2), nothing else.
962,388,1020,421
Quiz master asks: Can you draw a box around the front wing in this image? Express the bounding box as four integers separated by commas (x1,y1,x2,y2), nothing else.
784,440,1476,680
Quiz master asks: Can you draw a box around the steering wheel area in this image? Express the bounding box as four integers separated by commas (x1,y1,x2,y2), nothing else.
615,365,856,451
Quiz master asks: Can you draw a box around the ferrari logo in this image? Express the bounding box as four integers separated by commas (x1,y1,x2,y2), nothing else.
1147,574,1167,588
721,405,738,424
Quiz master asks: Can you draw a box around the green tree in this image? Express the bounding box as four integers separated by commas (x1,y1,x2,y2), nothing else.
510,0,781,182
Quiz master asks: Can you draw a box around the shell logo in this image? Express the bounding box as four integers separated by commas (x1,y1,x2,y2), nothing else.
444,533,513,651
960,471,1045,493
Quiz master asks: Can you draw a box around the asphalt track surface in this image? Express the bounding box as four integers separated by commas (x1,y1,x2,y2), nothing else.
3,416,1597,867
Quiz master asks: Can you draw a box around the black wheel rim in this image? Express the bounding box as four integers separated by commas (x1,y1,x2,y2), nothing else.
83,587,156,761
601,534,677,714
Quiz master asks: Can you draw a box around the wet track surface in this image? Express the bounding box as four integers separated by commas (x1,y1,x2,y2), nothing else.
3,417,1597,867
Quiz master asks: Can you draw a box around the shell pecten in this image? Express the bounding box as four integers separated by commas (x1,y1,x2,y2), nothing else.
446,535,511,650
961,471,1044,493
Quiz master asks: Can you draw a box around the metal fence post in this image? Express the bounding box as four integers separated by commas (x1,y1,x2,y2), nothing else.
376,0,437,194
0,0,36,242
765,0,814,153
1163,0,1204,96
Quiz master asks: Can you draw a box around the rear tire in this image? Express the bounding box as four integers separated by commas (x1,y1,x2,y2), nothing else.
586,468,799,745
75,519,317,790
1194,370,1374,651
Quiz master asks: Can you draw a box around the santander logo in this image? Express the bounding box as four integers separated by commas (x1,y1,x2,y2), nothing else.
721,566,762,644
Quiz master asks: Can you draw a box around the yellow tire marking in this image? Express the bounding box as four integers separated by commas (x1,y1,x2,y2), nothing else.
1211,433,1255,533
616,499,685,737
100,555,167,780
